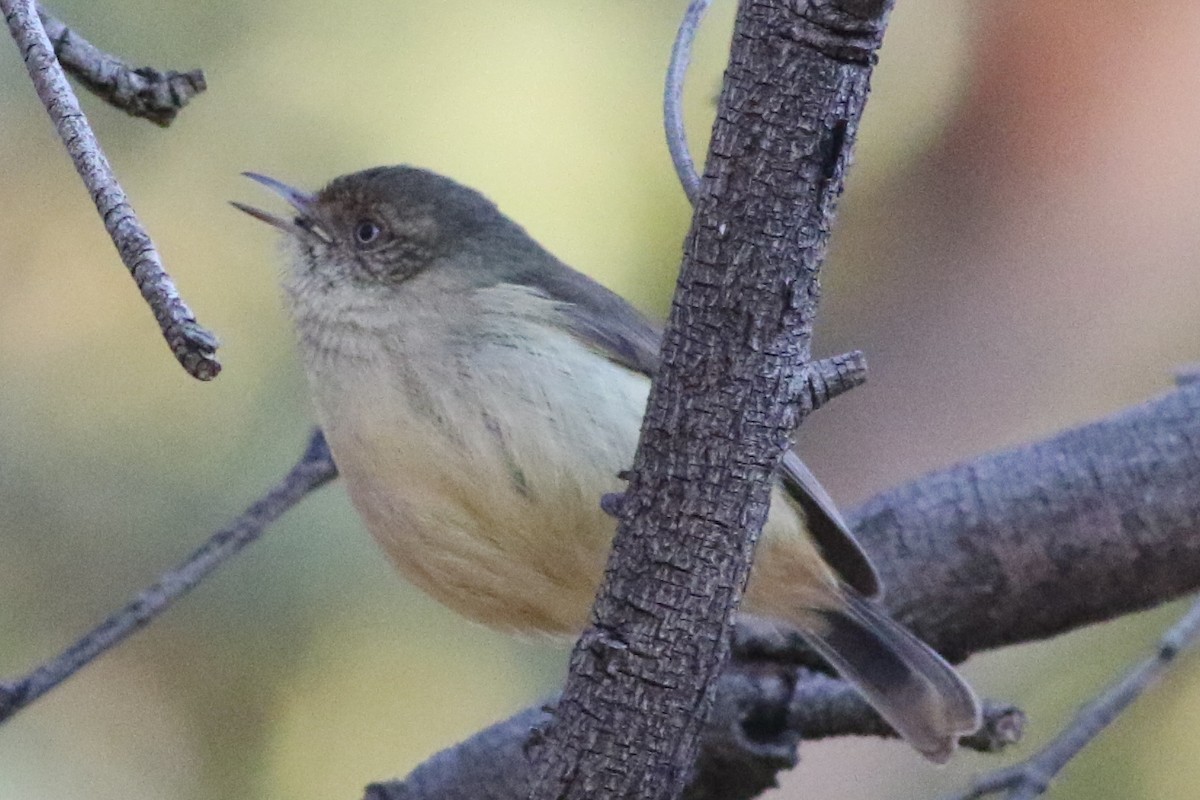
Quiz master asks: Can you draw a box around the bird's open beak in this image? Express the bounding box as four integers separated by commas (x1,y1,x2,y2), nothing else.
231,172,332,244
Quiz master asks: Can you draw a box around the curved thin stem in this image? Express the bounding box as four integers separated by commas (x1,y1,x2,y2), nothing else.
665,0,712,203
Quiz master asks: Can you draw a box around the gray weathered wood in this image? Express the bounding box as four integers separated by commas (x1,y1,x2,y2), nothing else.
525,1,896,798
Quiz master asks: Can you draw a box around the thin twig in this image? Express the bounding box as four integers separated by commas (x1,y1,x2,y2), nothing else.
940,595,1200,800
664,0,711,203
0,430,336,725
37,4,206,126
2,0,220,380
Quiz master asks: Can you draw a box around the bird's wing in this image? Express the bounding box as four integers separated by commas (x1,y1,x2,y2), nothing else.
524,259,663,374
778,451,880,597
516,260,882,598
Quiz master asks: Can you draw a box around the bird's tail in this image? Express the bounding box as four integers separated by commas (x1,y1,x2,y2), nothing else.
800,588,981,763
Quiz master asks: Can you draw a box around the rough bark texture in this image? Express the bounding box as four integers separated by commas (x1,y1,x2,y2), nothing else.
368,670,1021,800
366,667,1022,800
853,382,1200,663
526,1,894,798
38,5,206,126
367,382,1200,800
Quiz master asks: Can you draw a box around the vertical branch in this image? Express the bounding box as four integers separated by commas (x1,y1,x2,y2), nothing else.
2,0,220,379
664,0,713,202
528,2,894,799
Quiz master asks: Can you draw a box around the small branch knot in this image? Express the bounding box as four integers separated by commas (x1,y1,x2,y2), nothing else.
961,703,1027,753
578,627,631,676
38,6,207,126
785,0,894,65
794,350,868,414
600,492,626,519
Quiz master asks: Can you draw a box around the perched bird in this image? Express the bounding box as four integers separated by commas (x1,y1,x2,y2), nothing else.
234,165,980,761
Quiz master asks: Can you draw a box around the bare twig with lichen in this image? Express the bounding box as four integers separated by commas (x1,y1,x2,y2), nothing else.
1,0,219,379
36,4,206,126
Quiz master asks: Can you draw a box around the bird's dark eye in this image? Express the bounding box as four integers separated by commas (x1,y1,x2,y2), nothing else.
353,219,382,246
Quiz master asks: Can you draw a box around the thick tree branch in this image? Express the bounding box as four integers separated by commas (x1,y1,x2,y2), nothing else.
7,387,1198,795
526,2,894,798
853,384,1200,664
733,382,1200,668
602,351,865,520
0,430,336,724
37,5,206,126
2,0,219,379
366,669,1021,800
366,381,1200,800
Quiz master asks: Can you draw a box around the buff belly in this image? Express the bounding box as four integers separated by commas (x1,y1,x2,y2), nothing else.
308,321,838,637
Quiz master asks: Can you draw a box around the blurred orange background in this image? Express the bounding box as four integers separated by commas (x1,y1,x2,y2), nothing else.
1,1,1199,798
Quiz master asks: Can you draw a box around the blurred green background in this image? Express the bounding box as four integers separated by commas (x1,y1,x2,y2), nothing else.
2,1,1200,798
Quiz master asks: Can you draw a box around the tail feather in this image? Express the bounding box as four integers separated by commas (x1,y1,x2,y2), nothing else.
802,589,981,763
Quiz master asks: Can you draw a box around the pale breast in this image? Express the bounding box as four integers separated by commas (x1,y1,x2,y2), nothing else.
297,281,837,637
303,287,648,635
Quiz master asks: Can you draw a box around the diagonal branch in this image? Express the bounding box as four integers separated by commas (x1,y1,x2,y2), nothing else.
2,0,220,380
940,595,1200,800
851,385,1200,664
366,380,1200,800
37,4,206,126
0,430,336,725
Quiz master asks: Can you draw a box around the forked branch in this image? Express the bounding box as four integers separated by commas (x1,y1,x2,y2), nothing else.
37,4,206,126
2,0,219,379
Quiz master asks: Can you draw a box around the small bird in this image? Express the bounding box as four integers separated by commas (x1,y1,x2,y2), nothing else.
234,165,980,762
